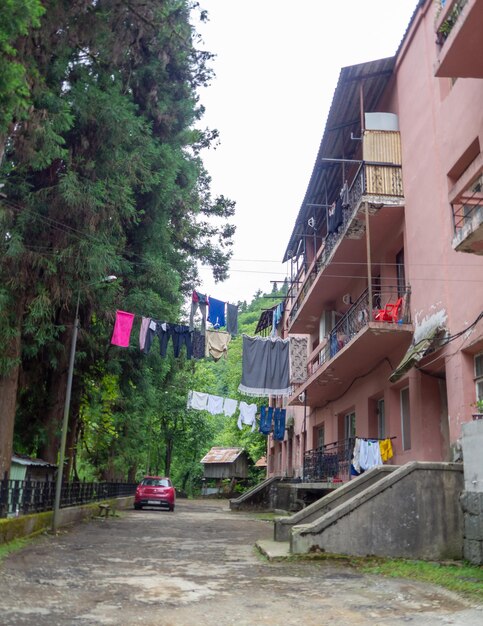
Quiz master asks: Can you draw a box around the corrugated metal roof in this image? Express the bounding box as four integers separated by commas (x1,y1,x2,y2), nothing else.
282,2,427,264
200,447,245,464
283,56,396,262
12,453,57,468
255,456,267,467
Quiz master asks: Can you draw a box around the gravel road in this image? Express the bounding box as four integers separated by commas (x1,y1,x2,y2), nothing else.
0,498,481,625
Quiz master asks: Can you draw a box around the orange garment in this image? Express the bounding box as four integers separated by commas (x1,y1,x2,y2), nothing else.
379,438,393,462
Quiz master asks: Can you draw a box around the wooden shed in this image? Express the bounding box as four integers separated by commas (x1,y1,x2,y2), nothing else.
200,447,250,479
10,453,57,482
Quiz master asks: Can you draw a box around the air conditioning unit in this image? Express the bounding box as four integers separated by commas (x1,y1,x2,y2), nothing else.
342,293,352,305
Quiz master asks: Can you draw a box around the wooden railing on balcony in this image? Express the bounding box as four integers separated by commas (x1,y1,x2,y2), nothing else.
307,283,411,377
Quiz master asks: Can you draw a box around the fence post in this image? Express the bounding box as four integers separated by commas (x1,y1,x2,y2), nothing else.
0,471,8,518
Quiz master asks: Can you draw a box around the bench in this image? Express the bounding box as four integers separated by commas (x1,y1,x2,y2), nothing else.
98,503,114,518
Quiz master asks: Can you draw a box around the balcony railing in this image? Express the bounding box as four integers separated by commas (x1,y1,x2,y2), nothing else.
435,0,468,46
303,438,355,483
308,283,411,376
289,161,404,324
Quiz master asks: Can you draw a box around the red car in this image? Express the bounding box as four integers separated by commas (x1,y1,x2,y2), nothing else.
134,476,175,511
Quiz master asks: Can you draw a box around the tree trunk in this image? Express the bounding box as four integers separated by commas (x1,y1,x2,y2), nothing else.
0,299,25,479
164,438,173,477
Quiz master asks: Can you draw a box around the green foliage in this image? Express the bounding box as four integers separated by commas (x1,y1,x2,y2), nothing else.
359,557,483,602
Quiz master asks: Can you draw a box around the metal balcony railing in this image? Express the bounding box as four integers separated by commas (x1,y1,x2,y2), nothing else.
451,173,483,234
303,438,355,483
288,161,404,324
308,283,411,375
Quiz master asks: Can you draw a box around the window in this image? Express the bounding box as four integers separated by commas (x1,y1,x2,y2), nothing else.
344,412,356,439
317,425,325,449
475,353,483,403
377,398,385,439
400,387,411,450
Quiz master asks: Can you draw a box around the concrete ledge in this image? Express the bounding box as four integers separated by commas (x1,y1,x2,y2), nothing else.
274,465,398,541
230,476,281,511
0,496,134,545
291,462,464,560
255,539,291,561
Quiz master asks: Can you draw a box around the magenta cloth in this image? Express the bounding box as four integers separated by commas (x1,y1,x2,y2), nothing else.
111,310,135,347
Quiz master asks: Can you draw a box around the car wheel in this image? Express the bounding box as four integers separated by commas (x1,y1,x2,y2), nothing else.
134,504,142,510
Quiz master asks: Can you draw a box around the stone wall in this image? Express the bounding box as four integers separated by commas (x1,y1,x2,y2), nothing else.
461,419,483,564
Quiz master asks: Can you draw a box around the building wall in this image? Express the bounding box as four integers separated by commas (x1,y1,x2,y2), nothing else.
269,1,483,479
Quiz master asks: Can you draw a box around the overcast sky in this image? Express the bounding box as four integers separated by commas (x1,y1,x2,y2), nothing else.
194,0,418,305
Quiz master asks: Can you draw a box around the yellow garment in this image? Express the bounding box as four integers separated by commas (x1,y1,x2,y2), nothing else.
379,438,393,462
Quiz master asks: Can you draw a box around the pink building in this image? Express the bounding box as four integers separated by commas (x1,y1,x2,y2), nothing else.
266,0,483,483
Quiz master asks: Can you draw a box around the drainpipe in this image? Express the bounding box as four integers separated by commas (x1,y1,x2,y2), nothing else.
365,201,373,311
301,391,307,481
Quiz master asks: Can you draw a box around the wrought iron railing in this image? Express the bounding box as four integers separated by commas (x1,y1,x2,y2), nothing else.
303,438,355,483
288,161,403,324
0,478,137,518
451,173,483,235
308,283,411,375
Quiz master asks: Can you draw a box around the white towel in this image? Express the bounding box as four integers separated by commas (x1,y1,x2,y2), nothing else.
223,398,238,417
188,391,209,411
207,394,224,415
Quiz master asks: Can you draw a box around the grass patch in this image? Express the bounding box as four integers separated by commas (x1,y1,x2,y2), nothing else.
0,536,33,564
355,557,483,601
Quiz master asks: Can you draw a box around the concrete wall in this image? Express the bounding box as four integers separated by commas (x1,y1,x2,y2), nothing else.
0,497,134,545
291,462,463,560
460,419,483,564
274,466,398,542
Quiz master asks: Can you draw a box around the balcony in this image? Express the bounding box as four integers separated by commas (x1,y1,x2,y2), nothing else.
303,438,355,483
289,285,413,407
288,159,404,333
434,0,483,78
451,172,483,254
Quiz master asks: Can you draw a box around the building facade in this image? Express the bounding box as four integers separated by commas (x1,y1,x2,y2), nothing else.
266,0,483,481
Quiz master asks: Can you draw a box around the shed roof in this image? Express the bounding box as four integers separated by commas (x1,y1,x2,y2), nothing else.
12,453,57,468
255,456,267,467
200,447,246,464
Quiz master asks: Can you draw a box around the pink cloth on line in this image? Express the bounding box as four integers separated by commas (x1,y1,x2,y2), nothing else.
111,310,135,347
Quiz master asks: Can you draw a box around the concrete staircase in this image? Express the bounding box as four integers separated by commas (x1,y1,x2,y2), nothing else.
274,465,398,541
289,462,464,560
230,475,281,511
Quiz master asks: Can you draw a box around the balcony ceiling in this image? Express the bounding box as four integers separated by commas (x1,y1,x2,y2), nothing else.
288,323,413,408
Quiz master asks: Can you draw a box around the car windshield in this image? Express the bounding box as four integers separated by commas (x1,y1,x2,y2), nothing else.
141,478,170,487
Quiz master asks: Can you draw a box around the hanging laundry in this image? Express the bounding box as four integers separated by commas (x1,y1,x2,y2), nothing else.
189,290,208,333
238,334,291,397
340,180,350,207
259,405,274,435
379,438,394,462
207,394,224,415
328,197,343,233
170,324,192,359
111,310,135,347
237,401,257,432
289,336,308,384
143,319,160,354
271,302,284,336
187,391,209,411
205,329,231,361
359,439,383,471
223,397,238,417
226,303,238,336
139,316,151,351
191,329,205,359
273,408,286,441
351,437,362,473
208,296,226,329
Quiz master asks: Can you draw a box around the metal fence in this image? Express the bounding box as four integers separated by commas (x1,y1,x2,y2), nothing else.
0,478,137,518
303,438,355,483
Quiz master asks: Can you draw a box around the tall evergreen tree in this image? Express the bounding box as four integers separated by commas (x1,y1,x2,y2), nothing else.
0,1,234,481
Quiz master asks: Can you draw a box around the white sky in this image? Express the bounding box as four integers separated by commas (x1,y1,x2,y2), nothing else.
195,0,418,305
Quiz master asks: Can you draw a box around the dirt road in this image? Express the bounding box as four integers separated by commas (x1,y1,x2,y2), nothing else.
0,499,481,625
